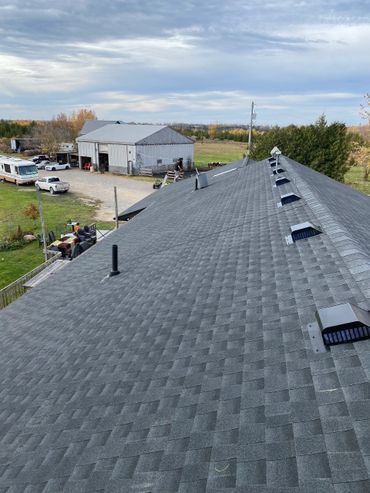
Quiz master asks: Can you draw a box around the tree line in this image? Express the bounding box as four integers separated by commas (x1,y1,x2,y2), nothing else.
0,109,97,156
0,120,37,138
173,124,265,142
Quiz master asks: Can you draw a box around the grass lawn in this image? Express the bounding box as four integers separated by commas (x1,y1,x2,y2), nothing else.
0,182,113,289
344,166,370,195
194,140,246,169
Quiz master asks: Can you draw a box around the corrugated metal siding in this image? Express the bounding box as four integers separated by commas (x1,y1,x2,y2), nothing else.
135,144,194,171
78,142,96,165
128,146,136,165
108,144,129,173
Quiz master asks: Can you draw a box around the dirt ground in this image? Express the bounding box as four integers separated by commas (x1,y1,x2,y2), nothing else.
38,168,154,221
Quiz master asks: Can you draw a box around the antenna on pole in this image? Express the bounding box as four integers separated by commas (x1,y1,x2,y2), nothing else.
248,101,256,156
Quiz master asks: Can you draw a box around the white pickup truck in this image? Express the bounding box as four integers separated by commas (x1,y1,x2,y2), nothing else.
35,176,70,194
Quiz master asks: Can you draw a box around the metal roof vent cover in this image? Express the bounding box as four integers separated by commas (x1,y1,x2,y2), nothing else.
280,193,301,206
286,222,322,244
195,172,209,190
316,303,370,346
268,156,276,163
275,177,290,186
272,168,285,175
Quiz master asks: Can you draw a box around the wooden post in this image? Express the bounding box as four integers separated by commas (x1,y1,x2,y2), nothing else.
114,186,119,229
36,188,48,262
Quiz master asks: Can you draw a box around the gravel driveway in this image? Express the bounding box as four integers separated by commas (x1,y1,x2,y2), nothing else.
38,168,154,221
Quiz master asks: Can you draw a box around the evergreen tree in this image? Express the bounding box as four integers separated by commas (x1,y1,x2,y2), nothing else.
251,116,351,181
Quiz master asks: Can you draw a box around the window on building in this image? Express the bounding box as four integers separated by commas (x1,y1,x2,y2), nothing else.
157,159,162,165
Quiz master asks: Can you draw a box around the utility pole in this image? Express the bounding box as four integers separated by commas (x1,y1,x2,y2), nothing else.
36,188,48,262
114,186,119,230
248,101,255,157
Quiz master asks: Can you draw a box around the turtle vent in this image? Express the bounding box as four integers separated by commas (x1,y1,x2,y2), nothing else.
275,177,290,186
280,193,301,206
268,156,276,163
286,222,322,244
270,161,277,167
272,168,285,175
316,303,370,346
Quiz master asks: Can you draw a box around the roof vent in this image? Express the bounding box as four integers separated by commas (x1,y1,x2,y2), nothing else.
118,207,146,221
270,146,282,156
268,156,276,163
275,177,290,186
270,161,277,167
316,303,370,346
280,193,301,206
195,172,209,190
272,168,285,175
286,222,322,244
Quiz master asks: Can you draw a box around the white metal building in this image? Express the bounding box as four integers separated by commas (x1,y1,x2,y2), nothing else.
76,123,194,174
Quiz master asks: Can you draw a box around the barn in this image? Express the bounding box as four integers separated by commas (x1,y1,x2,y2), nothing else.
76,122,194,174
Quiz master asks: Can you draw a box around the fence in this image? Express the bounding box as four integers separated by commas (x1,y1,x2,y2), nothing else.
0,253,61,310
0,223,99,310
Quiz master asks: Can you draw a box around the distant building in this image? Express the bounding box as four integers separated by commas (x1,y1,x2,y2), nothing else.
76,122,194,174
10,137,37,152
56,143,78,167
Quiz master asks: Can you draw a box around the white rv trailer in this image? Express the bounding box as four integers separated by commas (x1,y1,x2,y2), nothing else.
0,156,38,185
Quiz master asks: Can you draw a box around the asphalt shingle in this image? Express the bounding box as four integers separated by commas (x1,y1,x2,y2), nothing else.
1,155,370,491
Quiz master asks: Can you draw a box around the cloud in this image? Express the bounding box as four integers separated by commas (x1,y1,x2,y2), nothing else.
0,0,368,124
88,89,362,125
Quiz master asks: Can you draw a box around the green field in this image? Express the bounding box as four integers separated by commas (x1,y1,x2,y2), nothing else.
344,166,370,195
194,141,246,169
0,183,112,288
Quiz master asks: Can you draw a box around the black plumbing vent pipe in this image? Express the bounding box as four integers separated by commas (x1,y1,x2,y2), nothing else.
110,244,120,276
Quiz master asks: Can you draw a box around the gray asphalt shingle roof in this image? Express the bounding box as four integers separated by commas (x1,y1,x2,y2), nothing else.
1,155,370,492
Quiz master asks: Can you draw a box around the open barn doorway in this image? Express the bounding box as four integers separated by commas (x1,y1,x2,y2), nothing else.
80,156,92,170
99,153,109,172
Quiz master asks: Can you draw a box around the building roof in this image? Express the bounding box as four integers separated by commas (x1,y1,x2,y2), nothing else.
1,156,370,491
77,123,194,145
79,120,123,136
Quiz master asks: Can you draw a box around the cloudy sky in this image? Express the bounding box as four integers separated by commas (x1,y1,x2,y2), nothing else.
0,0,369,125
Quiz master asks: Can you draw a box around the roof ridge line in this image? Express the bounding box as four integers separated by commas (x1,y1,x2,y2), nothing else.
282,155,370,308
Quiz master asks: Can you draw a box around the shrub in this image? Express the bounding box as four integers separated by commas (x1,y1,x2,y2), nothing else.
0,239,27,251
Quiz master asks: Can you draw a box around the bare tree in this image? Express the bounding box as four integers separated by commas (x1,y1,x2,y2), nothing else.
32,113,73,156
360,93,370,123
351,141,370,181
31,109,98,156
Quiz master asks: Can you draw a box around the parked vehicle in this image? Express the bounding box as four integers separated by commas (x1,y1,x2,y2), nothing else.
31,155,48,163
45,162,70,171
0,155,38,185
35,160,50,170
35,176,70,194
